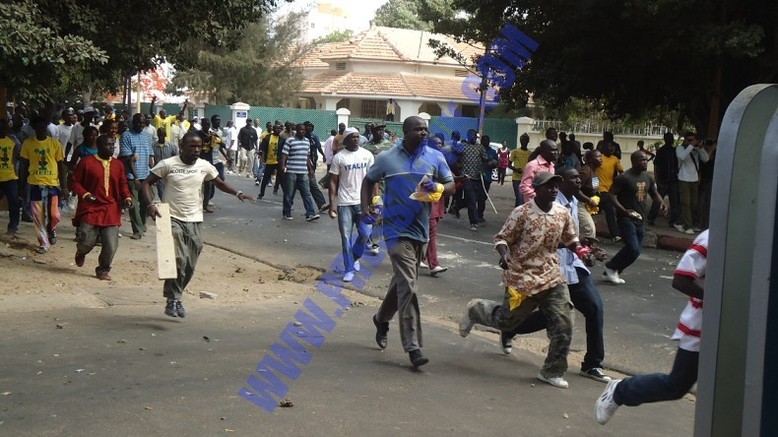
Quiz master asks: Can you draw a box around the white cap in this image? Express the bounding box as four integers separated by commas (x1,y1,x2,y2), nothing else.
343,127,359,138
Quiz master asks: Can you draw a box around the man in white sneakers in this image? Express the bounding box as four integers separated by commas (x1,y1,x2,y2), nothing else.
596,229,708,425
328,127,374,282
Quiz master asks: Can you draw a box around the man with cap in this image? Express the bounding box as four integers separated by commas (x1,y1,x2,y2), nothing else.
459,171,591,389
328,127,374,282
363,124,393,156
500,167,612,383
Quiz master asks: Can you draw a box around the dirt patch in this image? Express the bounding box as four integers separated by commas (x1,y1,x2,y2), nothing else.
0,221,322,310
277,266,325,283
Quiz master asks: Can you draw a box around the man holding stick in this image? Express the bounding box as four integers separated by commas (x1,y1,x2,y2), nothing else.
141,131,248,318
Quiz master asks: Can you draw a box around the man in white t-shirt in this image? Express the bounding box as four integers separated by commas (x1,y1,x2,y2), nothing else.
223,120,237,173
141,131,248,319
596,229,708,425
57,109,75,159
328,127,374,282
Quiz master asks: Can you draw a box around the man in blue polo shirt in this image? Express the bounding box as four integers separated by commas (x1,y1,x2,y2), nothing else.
361,115,455,368
120,113,154,240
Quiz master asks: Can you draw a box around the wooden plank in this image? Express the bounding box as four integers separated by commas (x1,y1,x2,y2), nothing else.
155,203,177,279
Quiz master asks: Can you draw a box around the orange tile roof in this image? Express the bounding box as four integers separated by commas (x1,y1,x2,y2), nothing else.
300,72,472,101
309,26,483,65
296,42,340,68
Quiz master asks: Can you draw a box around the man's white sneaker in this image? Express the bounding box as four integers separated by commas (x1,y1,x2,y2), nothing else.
343,271,355,282
353,260,360,272
419,261,429,269
430,265,448,276
673,223,685,232
537,373,569,389
603,268,626,284
595,379,621,425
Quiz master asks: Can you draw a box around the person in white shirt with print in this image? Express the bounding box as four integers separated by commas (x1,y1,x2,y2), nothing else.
328,127,374,282
141,131,248,319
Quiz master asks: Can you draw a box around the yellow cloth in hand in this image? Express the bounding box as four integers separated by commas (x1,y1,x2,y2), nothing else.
586,195,600,214
507,286,528,311
409,182,443,202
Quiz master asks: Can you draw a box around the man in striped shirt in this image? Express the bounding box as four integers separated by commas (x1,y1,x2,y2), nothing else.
596,229,708,425
279,123,319,221
119,113,154,240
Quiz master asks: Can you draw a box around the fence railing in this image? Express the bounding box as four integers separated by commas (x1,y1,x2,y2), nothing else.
533,119,670,137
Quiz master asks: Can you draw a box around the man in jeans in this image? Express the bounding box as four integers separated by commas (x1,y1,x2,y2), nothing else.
362,116,454,368
279,123,319,221
328,127,374,282
603,151,666,284
597,230,708,425
460,171,590,389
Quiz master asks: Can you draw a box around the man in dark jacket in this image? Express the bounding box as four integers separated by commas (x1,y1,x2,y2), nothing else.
237,118,258,177
648,132,679,226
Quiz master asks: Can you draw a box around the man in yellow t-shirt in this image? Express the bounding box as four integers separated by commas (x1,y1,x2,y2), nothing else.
596,142,624,240
20,116,67,253
150,96,189,144
508,133,531,206
256,124,285,199
0,118,21,234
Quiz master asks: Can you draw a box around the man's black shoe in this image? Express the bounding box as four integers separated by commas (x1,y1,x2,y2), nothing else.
409,349,429,367
175,300,186,318
373,315,388,349
164,299,177,317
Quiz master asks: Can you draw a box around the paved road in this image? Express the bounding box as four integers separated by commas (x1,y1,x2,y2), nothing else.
205,172,689,377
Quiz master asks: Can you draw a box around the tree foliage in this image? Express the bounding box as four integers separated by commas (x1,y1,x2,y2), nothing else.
508,0,778,136
172,12,314,106
0,1,108,107
314,29,354,44
422,0,778,137
374,0,454,31
0,0,280,108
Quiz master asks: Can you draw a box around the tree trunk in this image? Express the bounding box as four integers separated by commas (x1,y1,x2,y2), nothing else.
0,86,7,119
707,62,723,139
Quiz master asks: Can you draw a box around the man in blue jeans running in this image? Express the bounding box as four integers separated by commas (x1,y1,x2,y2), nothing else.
328,127,374,282
603,151,666,284
596,230,708,425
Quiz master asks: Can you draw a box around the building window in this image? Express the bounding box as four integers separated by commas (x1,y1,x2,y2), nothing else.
335,62,346,71
454,69,469,77
361,100,383,119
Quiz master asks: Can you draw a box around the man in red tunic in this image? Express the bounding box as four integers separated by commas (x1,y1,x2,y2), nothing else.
71,134,133,280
